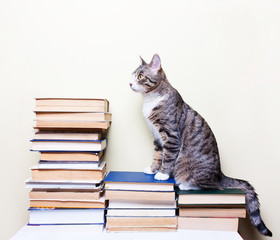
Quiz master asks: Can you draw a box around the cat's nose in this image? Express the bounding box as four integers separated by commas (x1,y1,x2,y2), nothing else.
129,83,132,87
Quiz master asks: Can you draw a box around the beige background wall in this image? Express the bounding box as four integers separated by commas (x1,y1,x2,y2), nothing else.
1,0,279,239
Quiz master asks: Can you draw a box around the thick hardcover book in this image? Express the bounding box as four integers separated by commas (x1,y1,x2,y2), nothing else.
30,139,107,152
31,161,106,181
106,216,177,228
35,98,109,112
28,208,105,225
35,120,111,131
105,190,175,201
105,171,175,192
29,195,106,209
40,151,103,162
176,188,246,205
25,179,104,190
107,208,176,217
34,131,104,141
35,112,111,121
37,159,105,170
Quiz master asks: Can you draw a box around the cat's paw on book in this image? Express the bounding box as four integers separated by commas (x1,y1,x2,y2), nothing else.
143,166,158,175
155,172,170,181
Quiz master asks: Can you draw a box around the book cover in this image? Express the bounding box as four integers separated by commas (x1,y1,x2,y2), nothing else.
105,171,175,184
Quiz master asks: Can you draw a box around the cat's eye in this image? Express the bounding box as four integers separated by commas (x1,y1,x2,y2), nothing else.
138,74,144,80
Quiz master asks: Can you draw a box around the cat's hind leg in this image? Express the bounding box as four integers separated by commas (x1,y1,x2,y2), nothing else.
178,180,201,190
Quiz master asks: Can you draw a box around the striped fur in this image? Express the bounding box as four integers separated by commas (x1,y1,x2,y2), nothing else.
129,54,272,237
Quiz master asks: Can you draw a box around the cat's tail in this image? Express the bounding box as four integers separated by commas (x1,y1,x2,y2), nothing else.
221,174,272,237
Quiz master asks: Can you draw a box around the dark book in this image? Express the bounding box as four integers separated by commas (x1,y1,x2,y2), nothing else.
176,188,246,206
105,171,175,192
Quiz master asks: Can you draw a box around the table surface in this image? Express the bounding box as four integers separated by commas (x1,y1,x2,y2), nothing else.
11,225,243,240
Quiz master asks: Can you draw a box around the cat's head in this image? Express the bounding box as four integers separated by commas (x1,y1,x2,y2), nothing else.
130,54,166,93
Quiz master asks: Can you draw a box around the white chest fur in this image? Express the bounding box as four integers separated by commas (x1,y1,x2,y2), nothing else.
143,93,166,143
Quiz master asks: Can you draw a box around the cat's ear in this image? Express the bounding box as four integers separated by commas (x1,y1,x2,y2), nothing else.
149,54,161,72
139,56,147,65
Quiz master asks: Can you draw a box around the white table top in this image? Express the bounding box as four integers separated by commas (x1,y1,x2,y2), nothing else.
11,225,243,240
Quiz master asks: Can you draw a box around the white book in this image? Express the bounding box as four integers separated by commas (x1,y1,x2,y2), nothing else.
105,182,174,191
37,160,104,170
30,139,106,151
29,208,105,225
31,159,106,171
108,199,177,209
107,208,176,217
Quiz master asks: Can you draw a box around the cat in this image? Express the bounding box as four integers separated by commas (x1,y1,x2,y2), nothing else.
129,54,272,237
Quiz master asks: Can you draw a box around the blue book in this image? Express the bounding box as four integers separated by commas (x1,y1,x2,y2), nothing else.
105,171,175,192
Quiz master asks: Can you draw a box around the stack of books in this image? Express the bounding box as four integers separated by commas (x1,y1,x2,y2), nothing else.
177,188,246,232
104,171,177,232
26,98,111,231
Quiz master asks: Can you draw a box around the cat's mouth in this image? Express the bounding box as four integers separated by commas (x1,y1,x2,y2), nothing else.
129,83,138,92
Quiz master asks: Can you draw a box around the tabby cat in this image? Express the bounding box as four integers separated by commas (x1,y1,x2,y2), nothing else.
129,54,272,236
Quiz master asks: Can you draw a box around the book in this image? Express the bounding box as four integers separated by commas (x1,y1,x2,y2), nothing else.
28,208,105,225
106,226,177,232
108,199,177,209
107,209,176,217
25,179,104,190
29,196,106,209
179,208,246,218
29,190,103,201
106,216,177,228
176,188,246,205
40,151,103,162
105,171,175,191
105,190,175,201
35,120,111,131
177,217,239,231
34,131,103,141
35,98,109,112
31,161,106,181
29,200,106,209
30,139,107,152
37,159,105,169
35,112,111,121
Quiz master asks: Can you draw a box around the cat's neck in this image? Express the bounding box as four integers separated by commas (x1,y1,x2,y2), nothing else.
142,92,166,119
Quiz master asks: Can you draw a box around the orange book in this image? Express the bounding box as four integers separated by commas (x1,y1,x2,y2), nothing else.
36,112,111,121
106,216,177,227
35,98,109,112
30,196,106,209
107,226,176,232
178,217,239,231
40,152,103,162
31,161,106,181
29,190,102,201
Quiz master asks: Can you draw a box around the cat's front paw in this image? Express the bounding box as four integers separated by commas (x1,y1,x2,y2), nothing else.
144,166,158,175
154,172,170,180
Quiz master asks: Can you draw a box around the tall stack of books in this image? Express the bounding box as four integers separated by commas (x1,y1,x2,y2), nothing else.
104,171,177,232
177,188,246,232
26,98,111,231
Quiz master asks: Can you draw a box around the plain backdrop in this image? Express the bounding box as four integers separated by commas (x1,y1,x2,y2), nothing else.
1,0,279,239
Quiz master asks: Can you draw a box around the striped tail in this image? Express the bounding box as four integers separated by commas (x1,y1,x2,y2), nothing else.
221,174,272,237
